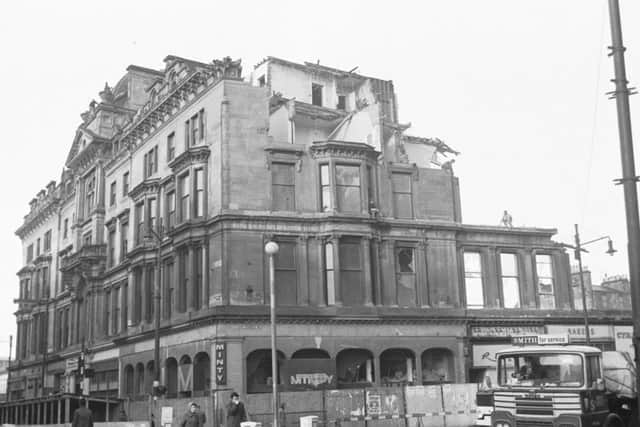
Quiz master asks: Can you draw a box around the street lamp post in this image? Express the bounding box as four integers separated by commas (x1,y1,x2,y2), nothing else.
146,224,163,396
566,224,616,346
264,241,279,427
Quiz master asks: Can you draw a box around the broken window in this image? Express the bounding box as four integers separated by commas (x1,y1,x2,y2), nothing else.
381,348,415,385
500,253,521,308
312,83,323,106
272,162,295,211
392,172,413,218
335,164,361,213
336,349,374,387
246,349,285,394
536,254,555,309
337,95,346,111
396,247,417,306
320,164,332,212
464,251,484,308
422,348,454,384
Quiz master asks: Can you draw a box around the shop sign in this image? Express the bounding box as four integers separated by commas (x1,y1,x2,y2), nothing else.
470,326,544,338
161,407,173,426
614,326,635,360
472,344,512,367
215,342,227,385
282,359,336,390
546,324,613,340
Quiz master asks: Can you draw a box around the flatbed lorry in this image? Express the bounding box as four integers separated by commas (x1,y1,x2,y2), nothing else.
478,334,637,427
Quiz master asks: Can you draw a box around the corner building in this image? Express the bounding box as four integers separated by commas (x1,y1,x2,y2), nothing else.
6,54,621,422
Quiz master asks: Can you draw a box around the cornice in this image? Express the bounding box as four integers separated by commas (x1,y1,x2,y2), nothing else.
16,197,61,239
168,145,210,174
309,140,380,161
117,207,131,223
128,178,161,201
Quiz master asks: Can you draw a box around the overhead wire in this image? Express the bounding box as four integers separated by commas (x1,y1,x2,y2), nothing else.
580,2,607,230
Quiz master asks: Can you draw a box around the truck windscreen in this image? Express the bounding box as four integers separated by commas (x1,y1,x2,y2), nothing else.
498,353,584,387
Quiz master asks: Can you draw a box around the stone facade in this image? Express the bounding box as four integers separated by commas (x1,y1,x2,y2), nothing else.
6,55,629,422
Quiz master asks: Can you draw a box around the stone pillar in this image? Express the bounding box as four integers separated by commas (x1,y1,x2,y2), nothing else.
187,245,194,311
372,356,380,385
58,397,62,424
297,236,309,305
203,237,210,309
127,270,135,327
65,397,71,423
141,266,148,323
362,239,373,305
417,241,429,307
330,236,342,305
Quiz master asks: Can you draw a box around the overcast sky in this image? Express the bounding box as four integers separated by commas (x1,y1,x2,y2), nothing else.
0,1,639,358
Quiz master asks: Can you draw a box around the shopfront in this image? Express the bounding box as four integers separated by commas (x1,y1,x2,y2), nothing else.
546,324,615,350
468,324,545,385
614,325,634,360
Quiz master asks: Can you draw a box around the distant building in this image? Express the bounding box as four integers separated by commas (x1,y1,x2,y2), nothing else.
570,265,593,310
592,275,631,311
0,358,9,400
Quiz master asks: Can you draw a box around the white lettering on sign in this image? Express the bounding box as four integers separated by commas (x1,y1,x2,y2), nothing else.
215,342,227,385
471,326,545,338
289,373,333,386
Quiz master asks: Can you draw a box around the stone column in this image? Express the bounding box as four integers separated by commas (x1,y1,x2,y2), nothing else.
297,236,309,305
127,269,135,327
362,239,373,306
141,266,148,323
187,245,194,311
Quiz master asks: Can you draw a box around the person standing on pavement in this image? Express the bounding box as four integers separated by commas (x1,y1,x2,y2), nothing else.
226,392,248,427
181,402,204,427
71,398,93,427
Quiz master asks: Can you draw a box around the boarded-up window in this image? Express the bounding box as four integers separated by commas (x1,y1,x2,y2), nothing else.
275,241,297,305
392,173,413,218
272,163,295,211
340,240,363,305
464,252,484,308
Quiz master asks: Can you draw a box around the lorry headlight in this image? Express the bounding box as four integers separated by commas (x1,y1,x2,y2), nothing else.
495,423,511,427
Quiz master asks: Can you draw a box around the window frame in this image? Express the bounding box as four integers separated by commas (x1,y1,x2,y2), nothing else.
122,172,130,196
271,162,296,211
110,181,117,207
535,253,556,309
167,132,176,161
395,244,418,307
391,172,414,219
499,252,521,309
463,250,485,309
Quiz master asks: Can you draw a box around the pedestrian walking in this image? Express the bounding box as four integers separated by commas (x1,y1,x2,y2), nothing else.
71,398,93,427
226,392,247,427
181,402,205,427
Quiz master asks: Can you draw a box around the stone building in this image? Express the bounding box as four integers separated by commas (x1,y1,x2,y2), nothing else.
3,54,628,423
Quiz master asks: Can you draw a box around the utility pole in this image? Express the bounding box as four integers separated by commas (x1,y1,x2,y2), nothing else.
607,0,640,423
573,225,591,345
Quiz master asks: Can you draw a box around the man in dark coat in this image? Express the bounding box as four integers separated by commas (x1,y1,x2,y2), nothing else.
71,398,93,427
226,392,247,427
181,402,204,427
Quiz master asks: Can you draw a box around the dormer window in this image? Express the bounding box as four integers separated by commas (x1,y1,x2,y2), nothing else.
312,83,323,106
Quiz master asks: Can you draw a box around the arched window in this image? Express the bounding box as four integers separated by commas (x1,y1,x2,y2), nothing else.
421,348,455,384
124,364,134,397
165,358,178,398
336,349,374,388
146,361,155,395
193,352,211,396
380,348,416,386
135,363,145,396
179,355,193,398
246,349,285,394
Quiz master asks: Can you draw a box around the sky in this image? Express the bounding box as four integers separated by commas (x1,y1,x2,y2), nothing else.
0,0,639,358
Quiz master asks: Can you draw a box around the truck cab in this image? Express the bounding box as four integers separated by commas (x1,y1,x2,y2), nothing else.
488,334,635,427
